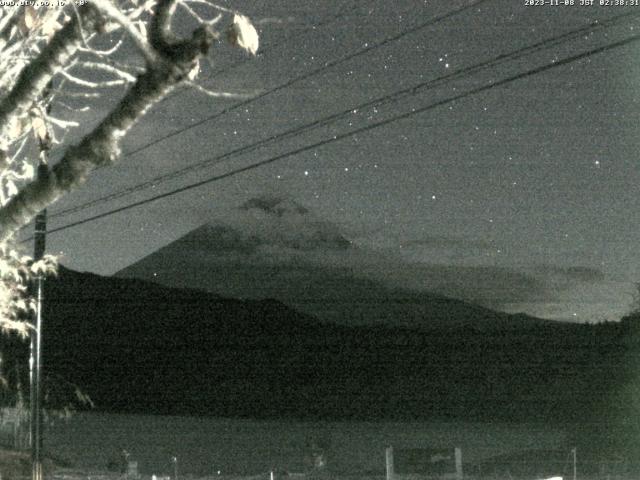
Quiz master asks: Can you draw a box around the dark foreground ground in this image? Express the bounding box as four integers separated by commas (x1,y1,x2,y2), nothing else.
1,268,639,477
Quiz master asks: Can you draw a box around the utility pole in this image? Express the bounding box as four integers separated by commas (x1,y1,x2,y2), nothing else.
30,164,46,480
30,90,51,480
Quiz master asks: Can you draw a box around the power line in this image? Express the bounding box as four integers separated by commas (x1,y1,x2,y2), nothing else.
120,0,489,159
46,2,360,161
48,0,490,219
48,9,640,220
24,29,640,242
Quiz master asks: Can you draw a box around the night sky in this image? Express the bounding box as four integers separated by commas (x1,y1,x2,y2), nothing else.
23,0,640,322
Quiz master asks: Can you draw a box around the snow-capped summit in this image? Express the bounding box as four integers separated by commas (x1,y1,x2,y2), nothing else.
240,195,309,217
229,195,351,251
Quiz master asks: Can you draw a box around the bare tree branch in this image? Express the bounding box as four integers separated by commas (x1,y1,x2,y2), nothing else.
91,0,157,63
0,5,25,51
0,0,259,334
0,0,218,242
0,5,104,151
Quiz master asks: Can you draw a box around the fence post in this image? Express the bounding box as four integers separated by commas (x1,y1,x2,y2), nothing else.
385,446,394,480
454,448,463,480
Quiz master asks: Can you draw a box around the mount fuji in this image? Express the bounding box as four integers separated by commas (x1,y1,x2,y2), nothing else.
116,196,550,330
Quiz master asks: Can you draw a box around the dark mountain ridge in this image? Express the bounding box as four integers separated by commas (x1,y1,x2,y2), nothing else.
5,265,623,429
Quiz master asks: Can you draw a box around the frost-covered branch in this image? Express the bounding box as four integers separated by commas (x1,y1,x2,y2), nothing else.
91,0,157,63
0,4,104,151
185,80,257,99
0,6,26,51
58,69,129,88
76,61,138,82
0,0,225,242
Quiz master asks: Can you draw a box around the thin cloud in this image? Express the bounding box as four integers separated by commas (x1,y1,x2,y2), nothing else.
402,235,496,250
534,265,606,283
